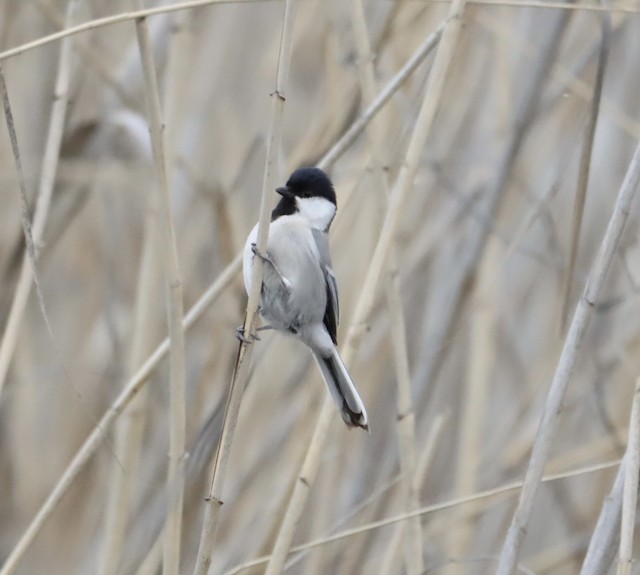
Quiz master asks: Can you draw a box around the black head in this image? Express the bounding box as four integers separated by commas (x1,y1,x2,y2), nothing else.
279,167,336,203
271,167,337,221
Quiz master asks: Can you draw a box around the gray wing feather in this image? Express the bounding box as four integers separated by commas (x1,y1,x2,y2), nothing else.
312,229,339,342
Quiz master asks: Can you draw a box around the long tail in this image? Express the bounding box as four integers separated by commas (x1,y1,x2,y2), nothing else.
313,348,368,431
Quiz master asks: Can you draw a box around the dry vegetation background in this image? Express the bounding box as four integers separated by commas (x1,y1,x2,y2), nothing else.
1,0,640,574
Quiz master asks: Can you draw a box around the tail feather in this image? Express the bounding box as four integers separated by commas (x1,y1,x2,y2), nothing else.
313,349,368,431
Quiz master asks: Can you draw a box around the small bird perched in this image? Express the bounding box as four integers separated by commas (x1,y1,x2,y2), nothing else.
242,167,368,430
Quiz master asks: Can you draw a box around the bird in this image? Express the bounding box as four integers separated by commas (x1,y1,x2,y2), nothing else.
242,167,368,430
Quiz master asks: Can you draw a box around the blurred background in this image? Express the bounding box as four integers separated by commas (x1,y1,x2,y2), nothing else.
0,0,639,573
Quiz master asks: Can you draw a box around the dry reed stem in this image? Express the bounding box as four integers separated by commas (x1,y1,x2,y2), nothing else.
300,430,606,574
0,255,240,575
0,0,79,399
379,412,449,575
163,11,192,186
223,458,622,574
476,10,640,139
386,272,424,575
141,538,164,575
304,466,334,575
0,10,438,567
97,137,162,575
413,8,571,406
287,467,403,572
496,135,640,575
493,6,513,138
34,0,138,108
527,535,587,573
580,460,626,574
350,1,422,572
427,437,627,574
264,4,467,573
0,0,635,66
350,0,389,184
447,237,499,572
191,2,296,573
617,377,640,575
0,69,37,289
318,22,444,171
95,16,193,568
0,0,278,63
414,412,449,492
136,533,163,575
560,9,611,331
97,206,161,575
266,398,334,575
348,9,424,574
134,9,188,573
468,0,632,11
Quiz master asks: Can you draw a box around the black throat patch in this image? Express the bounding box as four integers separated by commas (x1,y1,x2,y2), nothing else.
271,196,296,221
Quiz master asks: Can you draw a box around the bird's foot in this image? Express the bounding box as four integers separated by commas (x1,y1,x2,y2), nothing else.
250,243,270,263
235,325,260,343
250,243,291,290
236,323,274,342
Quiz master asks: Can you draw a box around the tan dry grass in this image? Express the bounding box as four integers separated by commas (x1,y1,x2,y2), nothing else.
1,2,640,575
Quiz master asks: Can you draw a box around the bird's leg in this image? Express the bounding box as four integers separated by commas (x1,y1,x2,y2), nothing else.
251,243,292,289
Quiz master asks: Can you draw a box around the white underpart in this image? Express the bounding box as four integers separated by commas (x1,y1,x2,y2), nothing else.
295,196,336,230
242,223,259,295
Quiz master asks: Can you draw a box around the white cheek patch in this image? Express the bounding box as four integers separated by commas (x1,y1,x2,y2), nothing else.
296,197,336,230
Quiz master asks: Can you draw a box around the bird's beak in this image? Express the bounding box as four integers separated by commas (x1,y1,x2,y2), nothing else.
276,186,291,197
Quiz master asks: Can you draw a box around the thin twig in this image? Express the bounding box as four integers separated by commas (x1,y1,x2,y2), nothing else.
0,68,37,277
191,2,296,574
98,198,161,575
476,10,640,140
0,0,637,67
0,0,277,63
580,460,626,574
264,4,467,573
318,23,443,171
134,8,188,573
0,0,79,400
350,0,422,571
446,238,499,571
97,125,161,575
34,0,138,108
386,272,424,574
618,377,640,575
98,10,192,574
379,413,449,575
560,8,611,330
224,459,622,574
413,4,571,430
